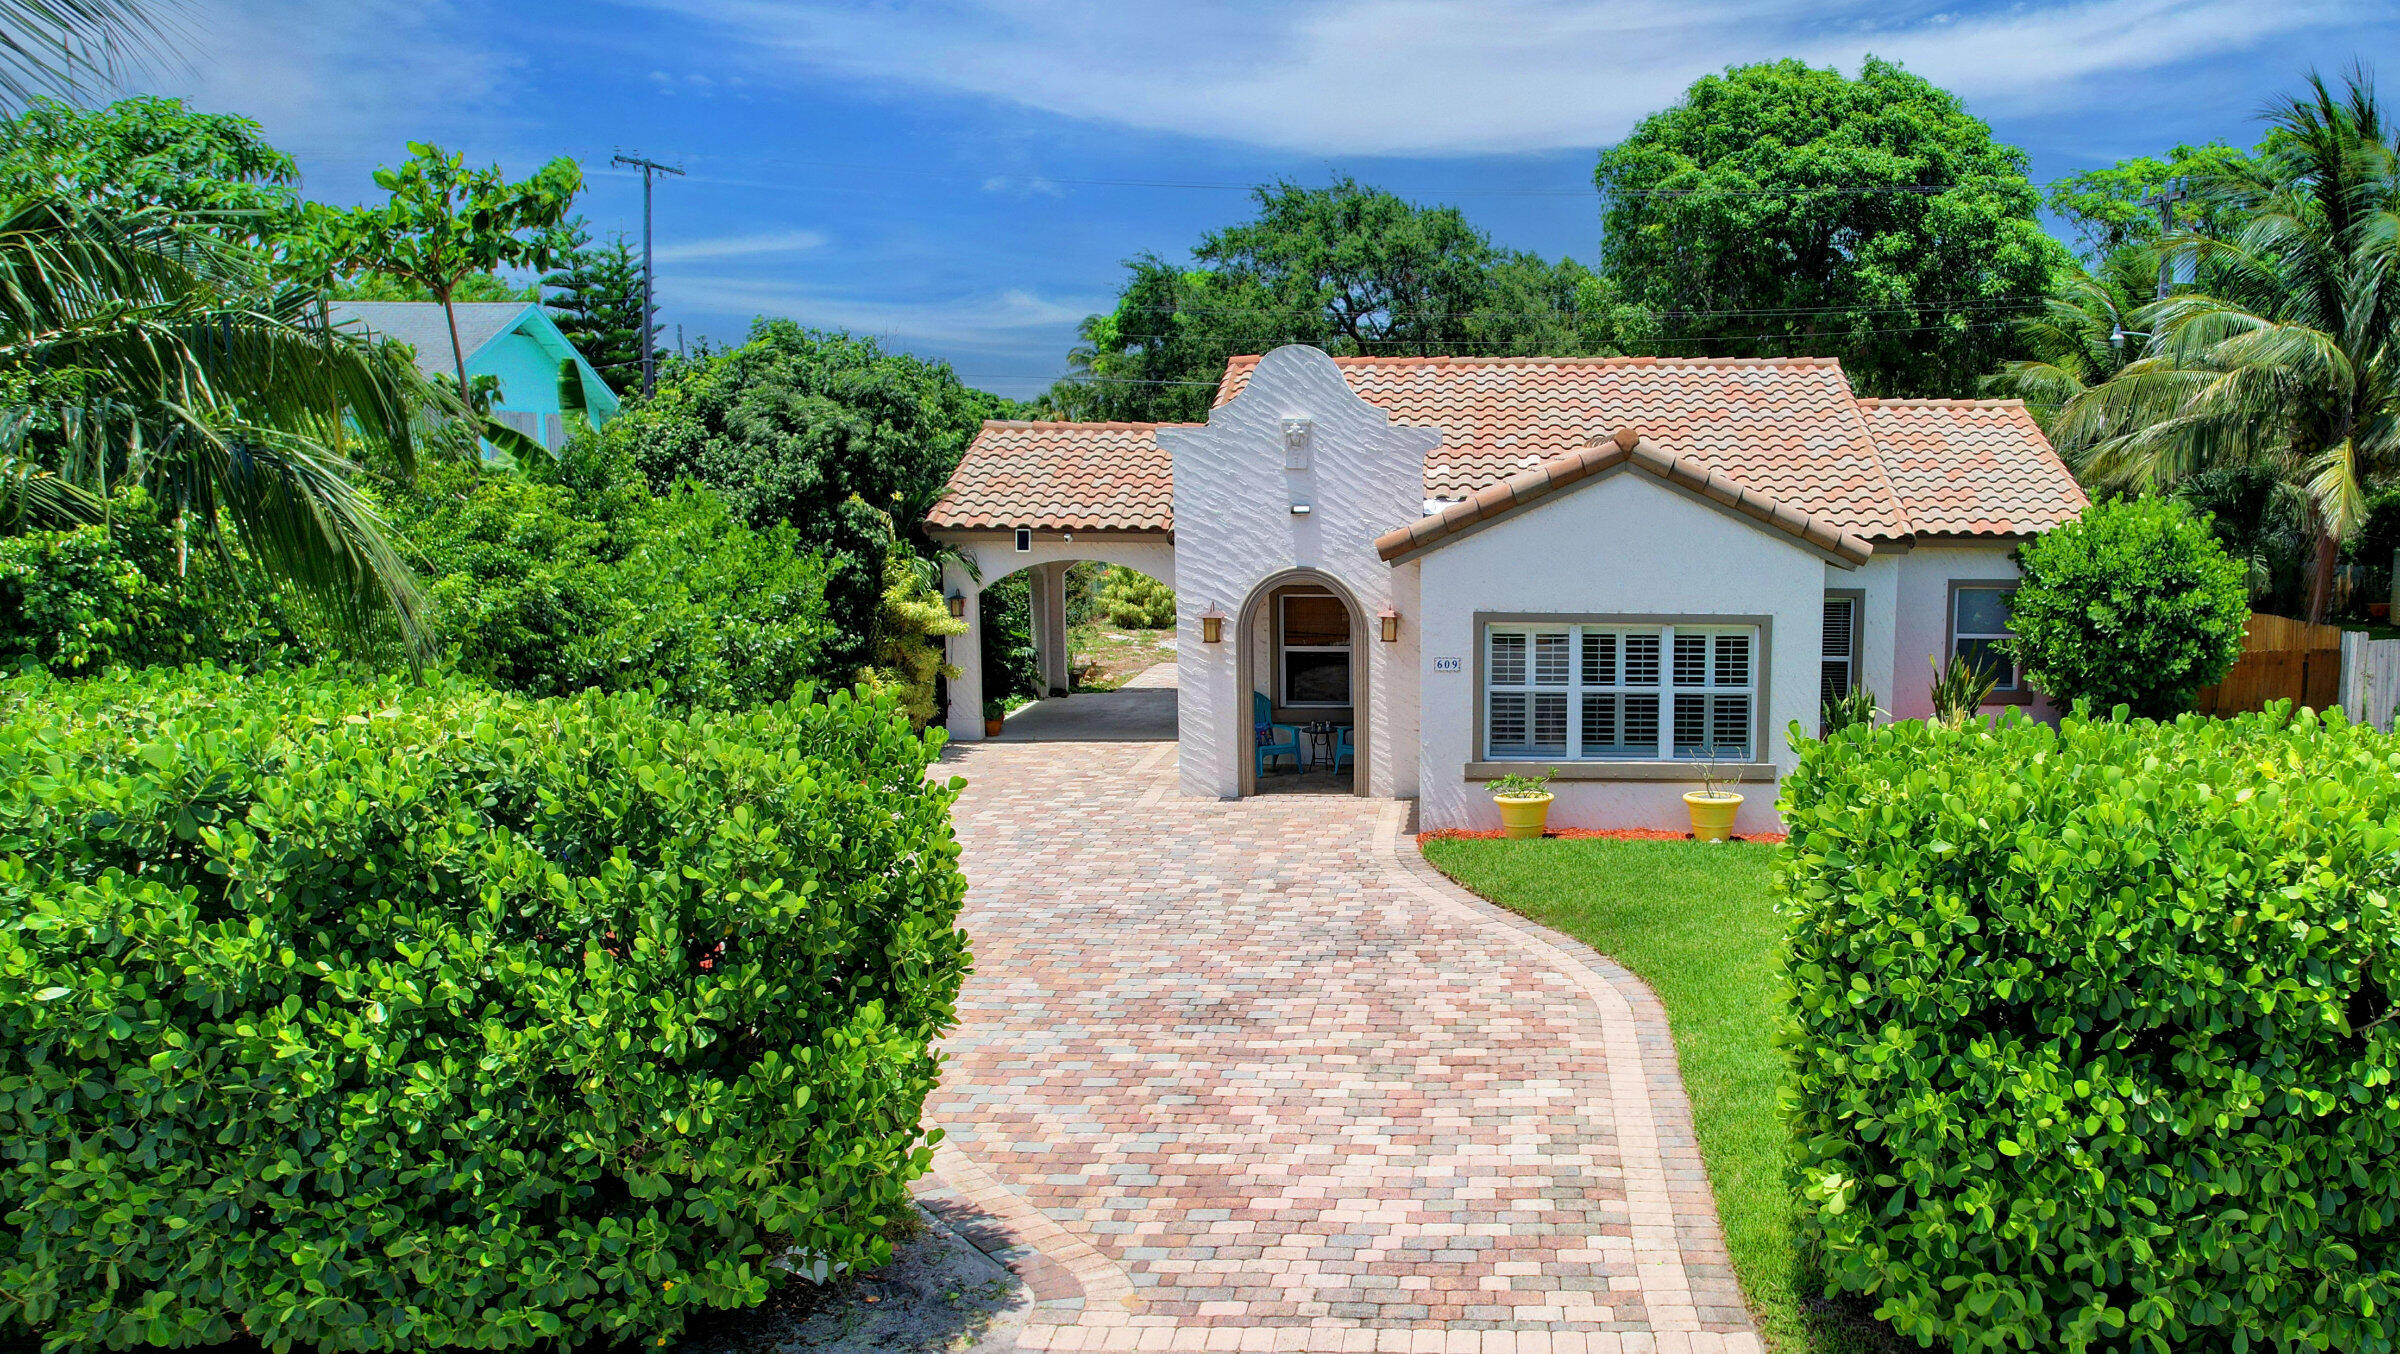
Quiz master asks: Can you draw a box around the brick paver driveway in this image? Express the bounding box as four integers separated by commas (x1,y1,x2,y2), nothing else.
917,669,1758,1354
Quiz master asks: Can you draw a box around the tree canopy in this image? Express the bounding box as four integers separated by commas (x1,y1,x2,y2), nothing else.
0,96,298,244
601,320,995,674
1046,178,1645,422
541,219,657,395
1594,57,2066,397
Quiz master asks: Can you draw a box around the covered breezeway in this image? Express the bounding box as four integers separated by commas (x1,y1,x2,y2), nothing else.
932,527,1176,745
981,662,1177,742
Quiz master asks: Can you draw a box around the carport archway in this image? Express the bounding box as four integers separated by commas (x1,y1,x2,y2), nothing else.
934,528,1176,744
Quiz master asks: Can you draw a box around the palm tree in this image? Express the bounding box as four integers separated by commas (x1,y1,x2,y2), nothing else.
0,194,434,651
0,1,176,109
1984,250,2156,431
2053,70,2400,622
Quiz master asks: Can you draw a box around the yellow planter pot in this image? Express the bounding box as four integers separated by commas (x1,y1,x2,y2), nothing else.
1494,792,1554,839
1684,791,1744,842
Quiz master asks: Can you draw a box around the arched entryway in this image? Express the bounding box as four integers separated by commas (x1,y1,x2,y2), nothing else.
934,530,1176,743
1235,568,1370,798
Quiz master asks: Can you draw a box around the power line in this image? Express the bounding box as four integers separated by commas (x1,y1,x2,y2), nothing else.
611,152,685,398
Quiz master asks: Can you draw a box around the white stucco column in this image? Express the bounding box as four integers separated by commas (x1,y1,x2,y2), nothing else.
1033,561,1072,695
942,558,985,742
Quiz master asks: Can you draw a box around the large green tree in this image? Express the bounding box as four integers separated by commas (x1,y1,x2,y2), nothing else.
1595,57,2065,397
540,219,656,394
1048,178,1639,422
2056,70,2400,623
602,320,992,675
2045,141,2262,266
0,96,297,244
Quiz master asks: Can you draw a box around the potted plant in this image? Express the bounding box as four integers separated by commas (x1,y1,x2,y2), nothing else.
1683,748,1743,842
1489,768,1556,839
982,698,1007,737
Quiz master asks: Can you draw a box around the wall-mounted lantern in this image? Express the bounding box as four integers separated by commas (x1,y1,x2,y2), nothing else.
1378,608,1400,643
946,591,967,620
1200,605,1226,644
1281,416,1312,470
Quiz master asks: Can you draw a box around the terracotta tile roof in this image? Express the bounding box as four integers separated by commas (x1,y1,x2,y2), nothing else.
1219,353,1913,538
1374,428,1875,567
930,355,2082,544
1856,398,2089,537
925,421,1180,533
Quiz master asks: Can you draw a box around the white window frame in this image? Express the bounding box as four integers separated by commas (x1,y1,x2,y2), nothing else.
1482,619,1759,763
1948,583,2021,694
1278,593,1352,708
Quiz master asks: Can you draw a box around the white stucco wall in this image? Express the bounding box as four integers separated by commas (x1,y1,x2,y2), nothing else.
1415,471,1853,834
1882,541,2057,722
936,532,1176,741
1168,346,1436,800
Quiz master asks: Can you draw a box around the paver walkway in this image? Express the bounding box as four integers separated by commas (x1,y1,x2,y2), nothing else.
918,668,1758,1354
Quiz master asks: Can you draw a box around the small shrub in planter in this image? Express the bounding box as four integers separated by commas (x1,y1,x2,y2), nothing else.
2009,496,2249,719
0,669,970,1351
1780,705,2400,1353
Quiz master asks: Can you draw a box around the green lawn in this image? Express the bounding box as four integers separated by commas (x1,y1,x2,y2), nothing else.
1420,836,1898,1354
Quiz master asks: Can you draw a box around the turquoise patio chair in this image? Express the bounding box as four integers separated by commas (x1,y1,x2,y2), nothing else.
1254,691,1302,776
1333,724,1355,772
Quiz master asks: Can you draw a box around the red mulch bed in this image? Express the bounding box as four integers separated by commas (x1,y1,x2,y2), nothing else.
1417,827,1787,844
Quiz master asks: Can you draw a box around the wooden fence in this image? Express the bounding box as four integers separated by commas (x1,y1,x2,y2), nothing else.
2191,614,2343,716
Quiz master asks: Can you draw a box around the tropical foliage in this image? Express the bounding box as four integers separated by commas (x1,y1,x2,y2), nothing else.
541,218,657,394
0,193,433,649
1782,705,2400,1353
0,668,970,1351
383,447,836,710
2008,497,2250,718
2050,71,2400,621
605,320,991,678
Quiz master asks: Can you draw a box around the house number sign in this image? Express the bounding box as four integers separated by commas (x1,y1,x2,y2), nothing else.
1432,656,1463,673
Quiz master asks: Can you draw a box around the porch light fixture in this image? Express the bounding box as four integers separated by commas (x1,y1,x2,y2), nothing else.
945,591,966,620
1378,608,1400,643
1281,416,1312,470
1200,605,1226,644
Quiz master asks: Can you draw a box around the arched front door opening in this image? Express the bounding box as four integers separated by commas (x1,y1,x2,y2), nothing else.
1235,569,1369,798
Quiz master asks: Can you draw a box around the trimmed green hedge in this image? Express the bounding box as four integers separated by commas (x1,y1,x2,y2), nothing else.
0,669,970,1350
1779,707,2400,1353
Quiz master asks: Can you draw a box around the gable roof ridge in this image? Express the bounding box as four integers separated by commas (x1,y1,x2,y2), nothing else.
1374,428,1873,567
1807,365,1914,538
979,419,1165,432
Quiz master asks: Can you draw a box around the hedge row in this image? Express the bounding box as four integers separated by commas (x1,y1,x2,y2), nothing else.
0,669,970,1351
1779,707,2400,1353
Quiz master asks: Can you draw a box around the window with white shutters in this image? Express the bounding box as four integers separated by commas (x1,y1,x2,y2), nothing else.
1485,621,1756,761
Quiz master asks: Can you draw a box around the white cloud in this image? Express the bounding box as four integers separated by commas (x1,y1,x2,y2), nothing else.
665,278,1102,351
133,0,523,177
630,0,2367,155
653,229,830,264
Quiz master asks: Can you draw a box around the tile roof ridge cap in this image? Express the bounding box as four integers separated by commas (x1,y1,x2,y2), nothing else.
980,419,1162,431
1857,396,2028,409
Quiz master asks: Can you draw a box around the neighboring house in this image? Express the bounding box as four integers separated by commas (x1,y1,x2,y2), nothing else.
328,301,622,449
929,345,2086,834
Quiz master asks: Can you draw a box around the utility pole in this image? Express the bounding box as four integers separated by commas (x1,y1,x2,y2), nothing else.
610,153,684,397
2143,180,2188,301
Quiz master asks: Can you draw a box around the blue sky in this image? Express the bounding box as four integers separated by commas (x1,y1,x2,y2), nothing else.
141,0,2395,397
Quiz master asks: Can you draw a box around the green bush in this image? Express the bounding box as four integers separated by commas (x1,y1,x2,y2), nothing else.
1779,707,2400,1354
389,451,837,710
0,496,286,675
2009,497,2250,718
1095,567,1175,629
0,668,970,1351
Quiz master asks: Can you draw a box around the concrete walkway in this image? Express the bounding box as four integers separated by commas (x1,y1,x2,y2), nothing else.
989,664,1178,743
920,668,1756,1354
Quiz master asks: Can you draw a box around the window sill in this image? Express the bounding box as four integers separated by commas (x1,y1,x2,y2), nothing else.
1465,760,1779,783
1981,690,2035,707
